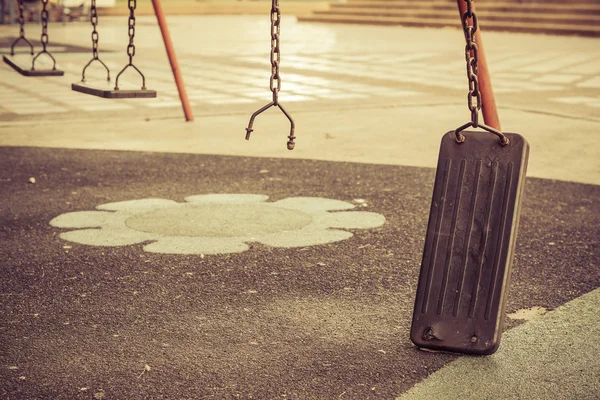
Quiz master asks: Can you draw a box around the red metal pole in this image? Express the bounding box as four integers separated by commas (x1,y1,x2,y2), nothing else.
151,0,194,122
456,0,501,131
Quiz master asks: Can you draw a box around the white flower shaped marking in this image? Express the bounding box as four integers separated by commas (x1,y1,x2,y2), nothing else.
50,194,386,255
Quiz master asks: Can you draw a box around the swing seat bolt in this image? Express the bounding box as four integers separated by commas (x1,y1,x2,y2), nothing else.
245,128,253,140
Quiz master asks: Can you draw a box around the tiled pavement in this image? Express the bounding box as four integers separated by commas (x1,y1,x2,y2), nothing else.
1,17,599,120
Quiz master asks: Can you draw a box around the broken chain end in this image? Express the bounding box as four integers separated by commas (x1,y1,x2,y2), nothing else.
287,132,296,150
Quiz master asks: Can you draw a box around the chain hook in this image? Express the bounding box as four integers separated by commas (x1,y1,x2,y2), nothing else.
114,63,147,90
245,102,296,150
244,0,295,150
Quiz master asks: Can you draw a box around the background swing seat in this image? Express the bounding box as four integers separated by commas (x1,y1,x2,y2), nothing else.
71,79,157,99
3,53,64,76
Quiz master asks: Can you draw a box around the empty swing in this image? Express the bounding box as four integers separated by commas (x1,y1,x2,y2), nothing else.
245,0,295,150
72,0,156,98
3,0,64,76
410,0,530,355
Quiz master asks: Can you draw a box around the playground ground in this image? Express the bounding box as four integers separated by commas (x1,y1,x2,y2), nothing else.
0,14,599,399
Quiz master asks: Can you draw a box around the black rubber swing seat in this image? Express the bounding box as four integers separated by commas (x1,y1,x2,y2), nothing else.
71,80,157,99
410,130,529,355
3,54,64,77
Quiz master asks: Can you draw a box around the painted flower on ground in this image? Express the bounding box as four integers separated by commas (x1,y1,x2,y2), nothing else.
50,194,386,255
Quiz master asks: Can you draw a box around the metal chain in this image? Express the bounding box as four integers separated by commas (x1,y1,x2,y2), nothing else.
126,0,136,65
114,0,147,90
18,0,25,38
10,0,33,56
455,0,508,145
30,0,58,70
461,0,481,127
90,0,99,60
40,0,49,52
269,0,281,105
80,0,110,82
244,0,295,150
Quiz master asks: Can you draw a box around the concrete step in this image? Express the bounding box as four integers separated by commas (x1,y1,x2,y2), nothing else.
319,7,600,26
347,0,600,4
299,0,600,36
297,13,600,37
335,1,600,15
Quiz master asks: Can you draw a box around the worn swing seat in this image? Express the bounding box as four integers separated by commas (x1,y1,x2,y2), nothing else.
72,60,156,99
72,79,156,99
3,52,63,77
410,129,529,355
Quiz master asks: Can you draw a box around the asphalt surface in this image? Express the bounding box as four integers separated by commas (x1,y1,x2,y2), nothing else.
1,13,599,400
1,147,599,399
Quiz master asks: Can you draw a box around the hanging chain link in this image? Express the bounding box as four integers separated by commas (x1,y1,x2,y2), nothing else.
90,0,99,60
18,0,25,38
269,0,282,105
126,0,136,65
244,0,295,150
80,0,110,82
455,0,508,145
40,0,49,52
10,0,34,56
462,0,481,127
114,0,148,90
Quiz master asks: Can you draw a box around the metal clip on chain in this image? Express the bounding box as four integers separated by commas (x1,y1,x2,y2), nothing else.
245,0,296,150
81,0,110,82
31,0,58,71
455,0,509,146
9,0,34,56
114,0,148,91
